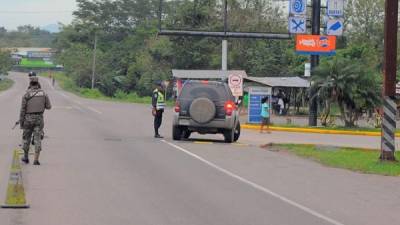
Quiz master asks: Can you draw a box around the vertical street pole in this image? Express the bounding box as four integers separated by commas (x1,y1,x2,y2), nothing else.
222,40,228,71
308,0,321,127
91,33,97,89
380,0,398,161
222,0,228,71
158,0,163,31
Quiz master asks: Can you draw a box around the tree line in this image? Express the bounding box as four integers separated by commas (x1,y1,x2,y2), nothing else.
0,25,55,47
0,0,389,127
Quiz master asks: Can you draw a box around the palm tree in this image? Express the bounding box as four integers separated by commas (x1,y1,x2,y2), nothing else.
313,56,381,127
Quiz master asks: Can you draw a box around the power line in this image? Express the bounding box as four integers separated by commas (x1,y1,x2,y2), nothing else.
0,10,73,14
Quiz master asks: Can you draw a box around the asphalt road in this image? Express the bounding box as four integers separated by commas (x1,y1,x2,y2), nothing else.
1,72,400,225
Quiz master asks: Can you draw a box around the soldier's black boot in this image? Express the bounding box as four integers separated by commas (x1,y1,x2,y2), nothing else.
21,151,29,164
33,152,40,165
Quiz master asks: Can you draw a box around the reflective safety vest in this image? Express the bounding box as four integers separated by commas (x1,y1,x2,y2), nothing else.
154,89,166,110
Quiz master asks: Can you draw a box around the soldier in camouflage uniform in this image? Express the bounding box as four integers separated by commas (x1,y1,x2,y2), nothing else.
20,76,51,165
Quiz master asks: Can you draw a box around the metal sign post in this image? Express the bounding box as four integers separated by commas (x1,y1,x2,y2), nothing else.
308,0,321,127
380,0,398,161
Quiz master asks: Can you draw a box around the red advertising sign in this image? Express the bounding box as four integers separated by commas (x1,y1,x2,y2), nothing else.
296,35,336,55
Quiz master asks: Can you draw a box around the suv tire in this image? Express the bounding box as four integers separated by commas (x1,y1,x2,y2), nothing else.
183,130,192,139
234,122,241,142
173,126,182,140
189,98,216,124
223,128,234,143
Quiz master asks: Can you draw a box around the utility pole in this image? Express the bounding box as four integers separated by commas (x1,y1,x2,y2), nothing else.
380,0,398,161
91,33,97,89
222,0,228,71
308,0,321,127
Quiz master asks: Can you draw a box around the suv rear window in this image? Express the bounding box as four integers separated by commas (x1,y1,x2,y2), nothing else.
179,82,230,101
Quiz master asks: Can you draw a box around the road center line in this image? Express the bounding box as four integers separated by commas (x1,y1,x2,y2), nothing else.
73,100,102,114
59,92,70,99
87,106,102,114
161,140,345,225
45,78,55,90
56,91,102,115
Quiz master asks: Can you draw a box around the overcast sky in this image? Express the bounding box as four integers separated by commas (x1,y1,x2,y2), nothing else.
0,0,77,30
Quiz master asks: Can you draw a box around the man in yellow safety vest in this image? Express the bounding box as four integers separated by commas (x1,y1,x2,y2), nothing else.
152,81,166,138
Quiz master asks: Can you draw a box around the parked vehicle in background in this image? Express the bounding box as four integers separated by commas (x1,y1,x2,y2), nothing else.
173,80,241,143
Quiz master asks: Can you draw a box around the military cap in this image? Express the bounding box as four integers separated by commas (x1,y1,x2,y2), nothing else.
28,71,37,77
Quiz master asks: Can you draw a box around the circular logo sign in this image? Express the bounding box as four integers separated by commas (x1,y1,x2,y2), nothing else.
229,74,242,87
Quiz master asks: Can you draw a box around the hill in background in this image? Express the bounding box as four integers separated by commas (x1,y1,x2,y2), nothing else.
0,25,55,48
42,24,60,33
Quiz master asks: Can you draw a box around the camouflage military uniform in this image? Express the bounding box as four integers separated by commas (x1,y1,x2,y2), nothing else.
20,77,51,165
21,114,44,153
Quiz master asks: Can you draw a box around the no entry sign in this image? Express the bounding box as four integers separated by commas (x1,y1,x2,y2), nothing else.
228,74,243,97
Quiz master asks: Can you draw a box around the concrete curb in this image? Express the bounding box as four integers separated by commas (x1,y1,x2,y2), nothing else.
242,124,400,137
1,150,29,209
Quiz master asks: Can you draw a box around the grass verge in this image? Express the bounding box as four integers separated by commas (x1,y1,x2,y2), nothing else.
0,78,14,92
269,144,400,176
20,58,55,68
41,72,169,105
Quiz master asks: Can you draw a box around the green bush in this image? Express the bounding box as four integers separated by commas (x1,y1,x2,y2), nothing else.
114,89,129,99
79,88,105,98
0,78,13,92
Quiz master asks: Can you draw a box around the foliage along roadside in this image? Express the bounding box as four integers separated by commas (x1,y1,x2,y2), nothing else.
268,144,400,176
54,0,297,98
53,0,388,128
0,78,14,92
41,72,173,105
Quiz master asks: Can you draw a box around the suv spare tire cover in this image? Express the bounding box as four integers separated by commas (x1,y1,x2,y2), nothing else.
189,98,216,124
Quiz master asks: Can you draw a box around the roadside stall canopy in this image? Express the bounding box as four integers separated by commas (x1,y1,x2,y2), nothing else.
244,76,310,116
244,76,310,88
172,70,248,80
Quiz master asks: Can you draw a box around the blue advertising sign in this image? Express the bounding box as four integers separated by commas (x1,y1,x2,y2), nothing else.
327,18,344,36
289,16,307,34
327,0,344,17
290,0,307,15
248,87,272,124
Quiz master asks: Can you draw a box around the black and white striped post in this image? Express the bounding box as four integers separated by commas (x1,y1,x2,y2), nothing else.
380,0,398,161
381,97,397,160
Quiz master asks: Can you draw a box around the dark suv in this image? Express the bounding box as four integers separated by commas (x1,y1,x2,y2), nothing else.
172,80,240,143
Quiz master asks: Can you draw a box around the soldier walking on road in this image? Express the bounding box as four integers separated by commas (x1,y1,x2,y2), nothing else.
20,76,51,165
152,81,166,138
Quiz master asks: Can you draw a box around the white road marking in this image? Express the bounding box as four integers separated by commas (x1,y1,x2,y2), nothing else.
45,78,55,90
57,91,102,115
73,105,85,113
59,92,70,99
73,100,102,114
53,106,73,110
87,106,102,114
161,140,345,225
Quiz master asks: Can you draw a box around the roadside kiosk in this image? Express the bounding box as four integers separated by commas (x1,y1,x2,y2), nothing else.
248,86,272,124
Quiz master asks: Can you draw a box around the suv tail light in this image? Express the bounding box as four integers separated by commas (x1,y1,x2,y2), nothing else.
174,102,181,113
224,101,236,116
